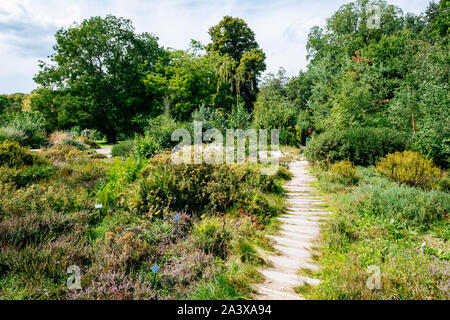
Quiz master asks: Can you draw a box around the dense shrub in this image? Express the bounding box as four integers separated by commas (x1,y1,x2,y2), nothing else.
61,138,89,151
192,104,251,133
0,165,56,187
48,131,98,150
376,151,441,189
305,127,407,166
127,153,280,218
335,178,449,228
132,134,160,159
329,160,359,185
0,112,46,148
79,136,100,149
80,128,104,141
0,140,44,167
145,116,182,149
191,217,231,258
112,140,134,157
0,126,28,145
42,145,89,162
412,120,450,169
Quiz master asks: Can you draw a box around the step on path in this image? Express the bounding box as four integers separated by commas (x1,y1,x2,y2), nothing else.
255,158,332,300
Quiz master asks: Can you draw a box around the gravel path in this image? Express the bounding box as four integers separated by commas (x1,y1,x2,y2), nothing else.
94,147,112,157
255,158,331,300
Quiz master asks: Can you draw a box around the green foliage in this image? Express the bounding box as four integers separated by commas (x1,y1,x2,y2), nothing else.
329,160,360,185
0,140,44,167
144,49,218,121
0,112,46,148
61,138,89,151
0,127,28,146
305,165,450,300
97,157,143,207
305,127,407,166
128,152,282,219
376,151,442,189
132,134,160,159
0,96,7,114
41,145,89,162
0,165,56,188
33,15,164,143
111,140,134,157
191,217,231,258
253,100,298,146
207,15,266,110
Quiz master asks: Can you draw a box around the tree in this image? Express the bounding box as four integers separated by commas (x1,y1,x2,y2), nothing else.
33,15,163,142
207,16,266,111
144,44,218,121
0,96,7,114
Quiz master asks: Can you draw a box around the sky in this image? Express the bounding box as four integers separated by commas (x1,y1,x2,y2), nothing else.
0,0,430,94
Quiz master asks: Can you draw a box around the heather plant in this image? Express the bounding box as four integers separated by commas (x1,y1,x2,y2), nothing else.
41,145,93,162
376,151,442,189
0,140,44,167
128,153,283,219
191,217,231,258
68,271,156,300
302,164,450,300
329,160,359,185
61,138,89,151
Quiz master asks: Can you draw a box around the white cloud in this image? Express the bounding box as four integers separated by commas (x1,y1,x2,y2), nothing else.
0,0,430,94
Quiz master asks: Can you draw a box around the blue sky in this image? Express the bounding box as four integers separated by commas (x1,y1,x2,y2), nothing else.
0,0,430,94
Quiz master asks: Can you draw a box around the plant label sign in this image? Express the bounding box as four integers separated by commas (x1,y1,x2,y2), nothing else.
151,264,160,274
95,204,103,209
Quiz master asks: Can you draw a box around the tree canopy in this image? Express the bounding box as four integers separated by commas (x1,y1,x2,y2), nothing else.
33,15,163,142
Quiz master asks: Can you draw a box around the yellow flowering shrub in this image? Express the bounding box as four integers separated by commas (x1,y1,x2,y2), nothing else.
329,160,359,185
376,151,441,189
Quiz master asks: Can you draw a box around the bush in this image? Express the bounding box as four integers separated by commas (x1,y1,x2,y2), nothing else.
305,127,407,166
112,140,133,157
191,217,231,258
337,179,449,228
412,121,449,169
48,131,70,145
329,160,359,185
145,116,182,149
42,145,88,162
128,153,279,217
132,134,160,159
376,151,441,189
80,128,104,141
0,126,28,145
0,112,46,148
79,136,100,149
0,140,44,167
61,138,89,151
0,165,56,187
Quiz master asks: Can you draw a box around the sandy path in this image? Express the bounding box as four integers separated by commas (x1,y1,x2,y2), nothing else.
255,158,331,300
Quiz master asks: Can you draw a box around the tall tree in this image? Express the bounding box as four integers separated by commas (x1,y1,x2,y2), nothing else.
33,15,163,142
207,16,266,111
